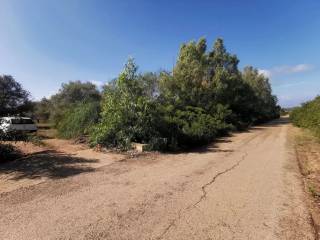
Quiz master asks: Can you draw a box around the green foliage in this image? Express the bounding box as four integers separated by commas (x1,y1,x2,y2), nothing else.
0,38,280,151
90,38,280,151
56,101,100,139
90,58,161,150
0,75,32,116
242,66,280,122
290,96,320,137
50,81,101,127
157,39,235,148
34,98,51,122
160,105,232,149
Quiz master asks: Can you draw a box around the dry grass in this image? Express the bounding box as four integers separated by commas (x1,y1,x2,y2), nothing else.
293,128,320,238
36,123,57,139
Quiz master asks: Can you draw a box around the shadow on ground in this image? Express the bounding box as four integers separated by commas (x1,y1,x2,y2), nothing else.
0,150,97,180
177,117,290,154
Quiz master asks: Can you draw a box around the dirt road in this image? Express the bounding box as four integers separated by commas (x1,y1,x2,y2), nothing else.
0,118,316,239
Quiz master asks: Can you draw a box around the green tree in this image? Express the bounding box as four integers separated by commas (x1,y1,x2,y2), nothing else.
90,38,280,151
137,72,160,99
57,101,100,139
0,75,32,116
158,38,234,147
91,58,161,150
160,38,209,108
290,96,320,137
33,98,51,122
242,66,280,122
50,81,101,126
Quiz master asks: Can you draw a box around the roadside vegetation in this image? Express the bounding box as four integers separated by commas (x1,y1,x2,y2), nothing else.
293,128,320,232
290,96,320,138
90,38,279,150
0,75,33,161
290,95,320,230
1,37,280,154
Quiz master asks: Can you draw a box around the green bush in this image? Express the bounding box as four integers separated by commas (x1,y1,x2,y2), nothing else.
49,81,101,128
57,101,100,139
158,105,232,149
90,38,280,151
90,68,161,150
290,96,320,137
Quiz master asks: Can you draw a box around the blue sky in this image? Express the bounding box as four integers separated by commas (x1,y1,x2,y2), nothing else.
0,0,319,107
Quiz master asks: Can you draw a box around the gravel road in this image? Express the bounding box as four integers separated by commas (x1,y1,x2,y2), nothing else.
0,118,315,239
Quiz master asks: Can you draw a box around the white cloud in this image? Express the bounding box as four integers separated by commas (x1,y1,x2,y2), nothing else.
258,69,272,78
258,64,314,78
273,64,313,74
292,64,313,72
90,80,105,87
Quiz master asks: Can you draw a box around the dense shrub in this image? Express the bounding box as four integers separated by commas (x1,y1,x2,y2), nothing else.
49,81,101,127
242,66,280,123
158,104,232,149
33,98,51,122
290,96,320,137
90,59,162,150
31,81,103,140
57,101,100,139
0,75,33,116
90,38,280,151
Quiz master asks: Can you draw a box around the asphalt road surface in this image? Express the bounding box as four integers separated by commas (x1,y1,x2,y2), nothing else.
0,118,315,239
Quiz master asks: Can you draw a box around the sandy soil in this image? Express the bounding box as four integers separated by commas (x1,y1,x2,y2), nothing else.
0,139,126,193
0,118,316,239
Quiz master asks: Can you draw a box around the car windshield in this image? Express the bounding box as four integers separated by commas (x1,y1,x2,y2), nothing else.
11,118,34,124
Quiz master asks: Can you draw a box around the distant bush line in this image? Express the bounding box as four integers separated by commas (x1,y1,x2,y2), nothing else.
2,37,280,151
290,96,320,137
90,38,280,150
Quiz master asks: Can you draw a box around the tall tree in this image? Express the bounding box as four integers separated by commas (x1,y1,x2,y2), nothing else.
0,75,31,116
158,38,233,147
50,81,101,125
160,38,210,108
90,38,280,150
33,98,51,122
242,66,279,121
91,58,161,149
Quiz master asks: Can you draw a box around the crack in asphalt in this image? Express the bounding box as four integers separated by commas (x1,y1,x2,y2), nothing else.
156,209,183,240
156,151,248,240
193,154,247,208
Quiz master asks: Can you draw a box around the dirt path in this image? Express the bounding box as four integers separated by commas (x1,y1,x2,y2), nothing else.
0,139,126,193
0,118,315,239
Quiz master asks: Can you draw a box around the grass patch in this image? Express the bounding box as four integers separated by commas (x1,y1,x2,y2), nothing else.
27,134,46,147
309,184,320,199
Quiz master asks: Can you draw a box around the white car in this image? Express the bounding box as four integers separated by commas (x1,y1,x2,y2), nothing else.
0,117,37,134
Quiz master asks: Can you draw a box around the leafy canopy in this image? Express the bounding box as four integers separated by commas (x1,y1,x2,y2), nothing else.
290,96,320,137
91,38,280,150
0,75,32,116
91,58,162,150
